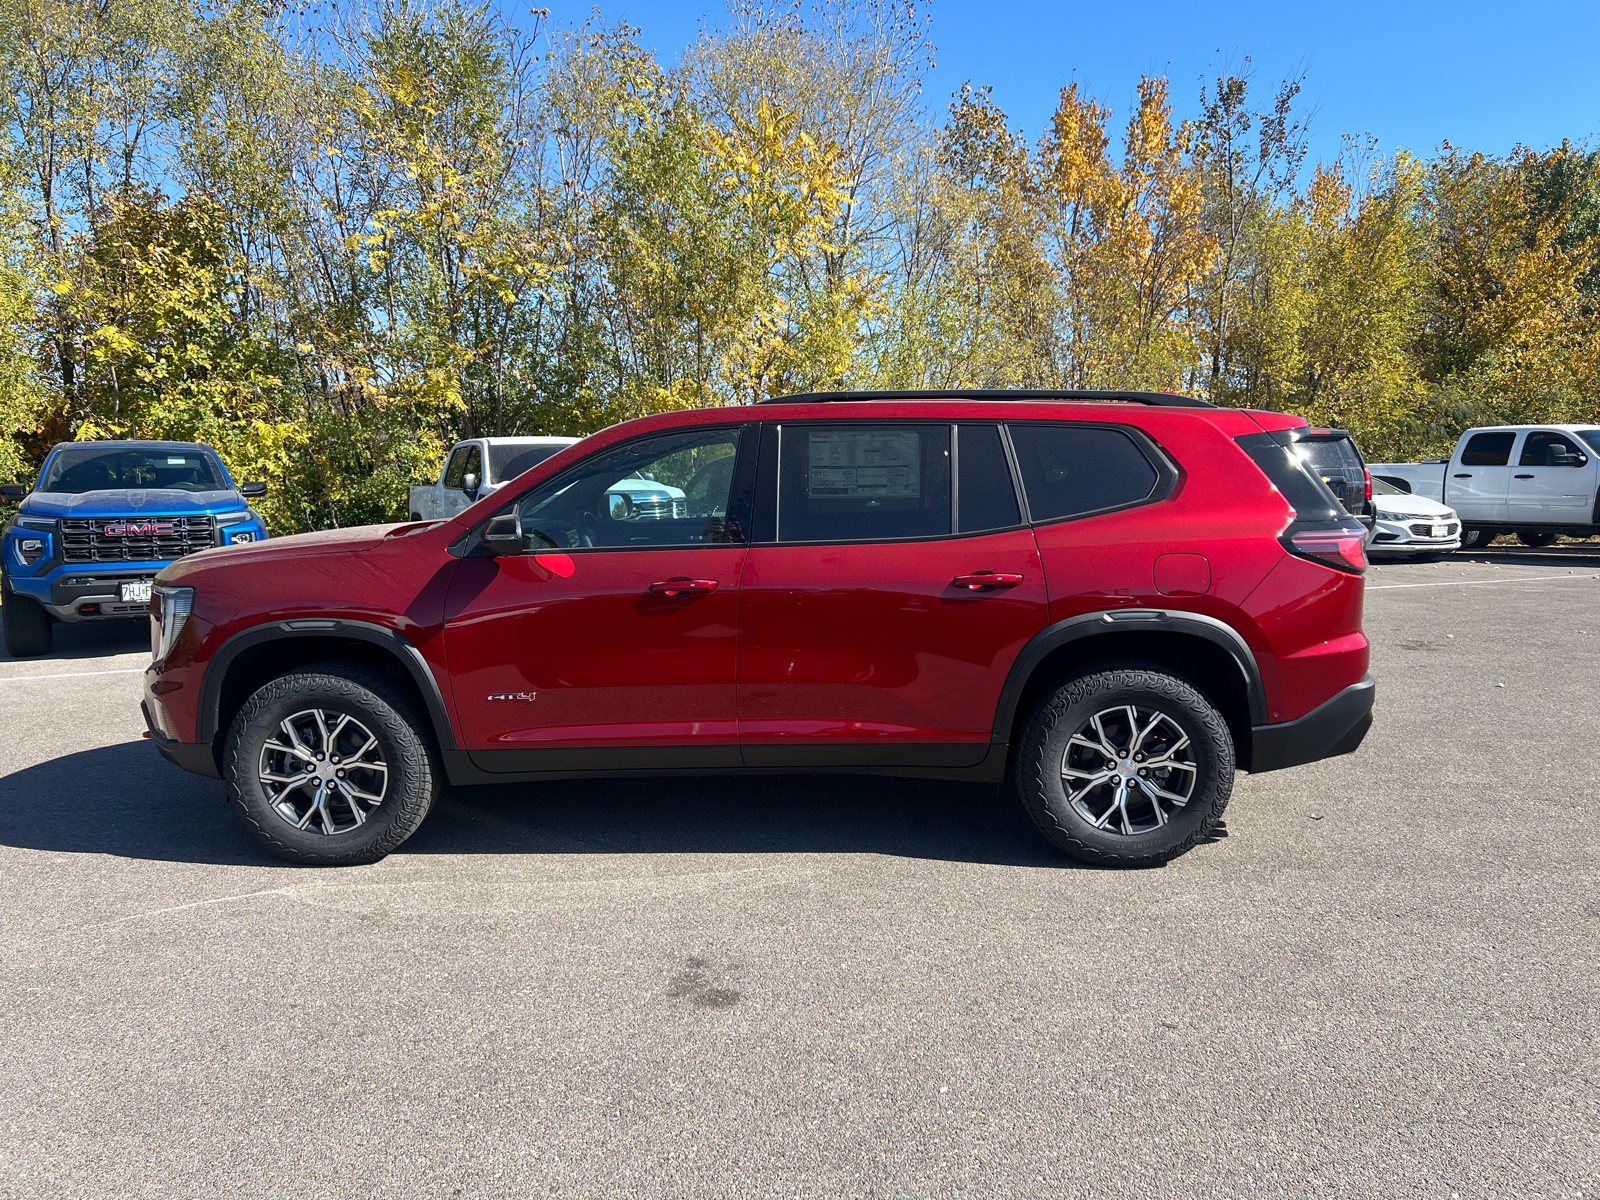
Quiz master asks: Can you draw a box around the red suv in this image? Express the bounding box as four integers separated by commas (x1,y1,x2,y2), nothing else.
144,391,1374,867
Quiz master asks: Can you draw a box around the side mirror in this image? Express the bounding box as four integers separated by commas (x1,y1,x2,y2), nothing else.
481,513,521,556
462,471,480,499
239,481,268,498
0,484,28,500
609,493,638,521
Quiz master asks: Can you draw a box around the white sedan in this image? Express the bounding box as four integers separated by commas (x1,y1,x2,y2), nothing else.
1367,475,1462,556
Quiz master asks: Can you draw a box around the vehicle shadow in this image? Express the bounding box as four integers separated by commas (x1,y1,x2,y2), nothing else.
0,739,1084,869
0,617,148,663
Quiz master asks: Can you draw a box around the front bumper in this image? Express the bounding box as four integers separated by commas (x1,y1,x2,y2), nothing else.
1369,514,1460,554
142,700,220,778
1248,675,1375,773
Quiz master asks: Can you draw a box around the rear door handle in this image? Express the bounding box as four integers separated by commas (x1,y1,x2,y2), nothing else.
952,572,1023,591
648,577,717,596
1514,474,1535,479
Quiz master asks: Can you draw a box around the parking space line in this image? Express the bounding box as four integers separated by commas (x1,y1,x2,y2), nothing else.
0,667,145,682
1368,574,1600,590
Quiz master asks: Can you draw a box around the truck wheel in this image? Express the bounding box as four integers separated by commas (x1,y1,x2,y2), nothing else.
223,663,439,865
1015,663,1234,867
1515,530,1557,548
1457,529,1487,549
410,512,423,522
2,583,53,657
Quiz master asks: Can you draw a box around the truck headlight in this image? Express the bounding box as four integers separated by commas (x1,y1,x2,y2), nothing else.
151,585,195,661
14,537,43,565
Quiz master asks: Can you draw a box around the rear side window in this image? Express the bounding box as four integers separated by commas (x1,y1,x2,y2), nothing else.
778,424,950,542
1007,424,1159,522
489,443,566,483
1461,432,1514,466
956,424,1021,533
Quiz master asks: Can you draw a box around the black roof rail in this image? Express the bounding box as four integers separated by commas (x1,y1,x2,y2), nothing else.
755,388,1216,409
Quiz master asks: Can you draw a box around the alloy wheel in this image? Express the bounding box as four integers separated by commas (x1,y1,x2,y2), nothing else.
258,708,389,835
1061,704,1198,835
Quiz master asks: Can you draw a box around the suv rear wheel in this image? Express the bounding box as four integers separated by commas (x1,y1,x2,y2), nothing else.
2,581,53,657
1015,664,1234,867
223,663,439,865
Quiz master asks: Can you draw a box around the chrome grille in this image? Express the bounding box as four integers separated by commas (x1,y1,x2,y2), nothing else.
60,515,216,563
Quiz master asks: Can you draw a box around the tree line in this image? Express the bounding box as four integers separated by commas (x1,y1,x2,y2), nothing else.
3,0,1598,531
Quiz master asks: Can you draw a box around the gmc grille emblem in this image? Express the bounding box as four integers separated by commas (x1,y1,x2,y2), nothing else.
103,522,175,536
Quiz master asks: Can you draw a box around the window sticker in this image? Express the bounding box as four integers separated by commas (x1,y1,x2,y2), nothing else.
167,457,188,465
807,430,920,498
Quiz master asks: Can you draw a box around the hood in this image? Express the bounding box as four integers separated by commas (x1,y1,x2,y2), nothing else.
1372,492,1453,518
160,522,402,583
21,488,243,518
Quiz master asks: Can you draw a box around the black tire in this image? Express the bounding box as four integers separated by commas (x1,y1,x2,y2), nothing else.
2,581,53,657
1015,663,1235,867
1457,529,1488,549
1515,529,1557,548
409,512,423,522
223,662,439,865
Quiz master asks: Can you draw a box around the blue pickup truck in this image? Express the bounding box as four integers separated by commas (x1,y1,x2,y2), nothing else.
1,440,269,656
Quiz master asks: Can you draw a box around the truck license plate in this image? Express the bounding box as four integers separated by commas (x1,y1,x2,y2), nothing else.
121,581,152,603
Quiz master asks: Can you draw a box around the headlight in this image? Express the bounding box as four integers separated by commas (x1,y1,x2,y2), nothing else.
215,511,250,527
151,585,195,661
1376,510,1408,522
13,537,44,565
15,515,54,530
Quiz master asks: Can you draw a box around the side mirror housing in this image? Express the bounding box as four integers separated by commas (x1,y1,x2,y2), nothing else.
0,484,28,500
239,481,268,497
481,513,521,556
462,471,481,499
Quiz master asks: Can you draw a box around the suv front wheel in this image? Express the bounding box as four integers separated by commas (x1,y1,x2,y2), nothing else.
224,663,439,865
1016,664,1234,867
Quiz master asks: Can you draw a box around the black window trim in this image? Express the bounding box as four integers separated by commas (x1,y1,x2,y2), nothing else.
1003,421,1181,528
453,423,757,557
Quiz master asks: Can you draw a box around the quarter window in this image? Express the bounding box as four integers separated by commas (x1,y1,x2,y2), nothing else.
956,424,1021,533
1007,424,1159,522
1460,432,1514,466
778,424,950,543
511,428,743,550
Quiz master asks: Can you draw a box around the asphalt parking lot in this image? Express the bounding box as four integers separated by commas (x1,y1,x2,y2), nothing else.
1,550,1597,1199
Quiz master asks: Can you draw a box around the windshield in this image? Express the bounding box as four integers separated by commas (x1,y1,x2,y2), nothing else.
488,443,567,484
1576,430,1600,455
1293,436,1363,470
40,446,227,493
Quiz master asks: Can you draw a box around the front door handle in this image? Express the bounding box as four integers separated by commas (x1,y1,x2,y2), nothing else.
1453,473,1472,478
1514,473,1535,479
952,572,1023,591
649,577,718,596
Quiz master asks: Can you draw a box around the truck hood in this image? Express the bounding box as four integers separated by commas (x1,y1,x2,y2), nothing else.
21,488,244,517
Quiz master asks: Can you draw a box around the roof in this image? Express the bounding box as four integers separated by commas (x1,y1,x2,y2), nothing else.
756,389,1215,409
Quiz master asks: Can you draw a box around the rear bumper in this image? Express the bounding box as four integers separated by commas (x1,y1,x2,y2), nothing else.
1247,675,1374,773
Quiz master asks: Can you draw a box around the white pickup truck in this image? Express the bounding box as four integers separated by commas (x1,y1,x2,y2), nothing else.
1371,424,1600,548
408,437,580,521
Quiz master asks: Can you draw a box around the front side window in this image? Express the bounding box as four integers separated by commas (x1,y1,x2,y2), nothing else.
511,428,743,551
41,447,228,493
443,447,470,488
1519,431,1583,466
461,444,483,486
1460,432,1514,466
778,424,950,543
1008,424,1159,522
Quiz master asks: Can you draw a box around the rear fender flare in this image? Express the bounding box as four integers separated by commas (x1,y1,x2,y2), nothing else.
196,619,457,751
991,609,1268,742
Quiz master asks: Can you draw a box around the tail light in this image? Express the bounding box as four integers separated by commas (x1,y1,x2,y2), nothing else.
1363,469,1372,502
1288,529,1367,574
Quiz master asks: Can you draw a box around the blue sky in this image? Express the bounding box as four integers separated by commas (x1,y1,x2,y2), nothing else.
526,0,1599,166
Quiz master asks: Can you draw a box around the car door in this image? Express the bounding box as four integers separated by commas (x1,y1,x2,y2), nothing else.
736,421,1048,768
1507,430,1595,525
1447,431,1515,521
443,424,753,773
